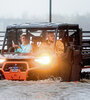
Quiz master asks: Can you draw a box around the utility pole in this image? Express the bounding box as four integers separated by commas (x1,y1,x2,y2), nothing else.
49,0,52,22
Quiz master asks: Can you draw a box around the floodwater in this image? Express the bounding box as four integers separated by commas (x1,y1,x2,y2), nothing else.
0,79,90,100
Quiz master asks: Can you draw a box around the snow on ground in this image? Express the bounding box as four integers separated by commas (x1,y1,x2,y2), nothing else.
0,79,90,100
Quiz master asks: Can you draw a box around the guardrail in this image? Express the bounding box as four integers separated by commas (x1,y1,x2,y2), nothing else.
0,31,5,50
82,31,90,51
82,31,90,67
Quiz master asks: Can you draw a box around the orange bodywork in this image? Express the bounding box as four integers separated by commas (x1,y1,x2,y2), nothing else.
1,61,30,81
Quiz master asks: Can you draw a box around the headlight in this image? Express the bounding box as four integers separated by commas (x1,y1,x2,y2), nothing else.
35,56,51,64
0,58,6,63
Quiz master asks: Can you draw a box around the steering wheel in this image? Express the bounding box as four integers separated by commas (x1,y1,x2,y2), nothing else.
8,47,14,53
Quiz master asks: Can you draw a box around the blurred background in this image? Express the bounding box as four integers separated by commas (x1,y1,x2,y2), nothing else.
0,0,90,30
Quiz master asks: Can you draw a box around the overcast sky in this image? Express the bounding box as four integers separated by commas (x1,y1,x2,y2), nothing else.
0,0,90,19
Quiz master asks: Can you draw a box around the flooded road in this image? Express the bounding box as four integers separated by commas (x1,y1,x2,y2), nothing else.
0,79,90,100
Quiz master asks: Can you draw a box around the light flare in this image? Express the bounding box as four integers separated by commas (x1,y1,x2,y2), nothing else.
35,56,51,64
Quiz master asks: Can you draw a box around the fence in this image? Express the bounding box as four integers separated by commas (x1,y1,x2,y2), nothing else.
0,31,5,50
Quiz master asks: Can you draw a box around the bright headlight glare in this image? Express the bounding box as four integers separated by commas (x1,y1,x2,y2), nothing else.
0,59,6,63
35,56,51,64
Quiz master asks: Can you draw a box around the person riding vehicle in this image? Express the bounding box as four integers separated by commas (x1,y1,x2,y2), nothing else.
37,31,71,81
38,31,64,56
12,33,32,53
